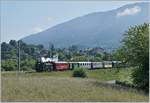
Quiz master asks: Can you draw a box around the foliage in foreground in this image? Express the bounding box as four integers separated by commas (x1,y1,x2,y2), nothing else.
113,23,149,92
72,68,87,78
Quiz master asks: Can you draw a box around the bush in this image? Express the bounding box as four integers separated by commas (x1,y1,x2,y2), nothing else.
72,68,87,78
1,60,17,71
21,58,36,71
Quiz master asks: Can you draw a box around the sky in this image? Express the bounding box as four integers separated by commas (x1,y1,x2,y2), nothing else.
0,0,145,43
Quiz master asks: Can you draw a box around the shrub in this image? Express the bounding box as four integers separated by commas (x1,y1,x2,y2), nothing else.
21,58,36,71
72,68,87,78
1,60,17,71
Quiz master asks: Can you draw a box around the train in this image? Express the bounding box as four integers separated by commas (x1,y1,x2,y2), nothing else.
35,57,122,72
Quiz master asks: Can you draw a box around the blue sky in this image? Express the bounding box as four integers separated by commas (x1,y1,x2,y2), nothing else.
1,0,143,42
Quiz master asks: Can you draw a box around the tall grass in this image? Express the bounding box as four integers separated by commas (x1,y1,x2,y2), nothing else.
2,76,148,102
1,68,149,102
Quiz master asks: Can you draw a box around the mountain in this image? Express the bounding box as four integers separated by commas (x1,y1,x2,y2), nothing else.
22,3,149,50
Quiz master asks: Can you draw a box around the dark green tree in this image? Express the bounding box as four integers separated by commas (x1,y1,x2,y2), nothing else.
9,40,17,47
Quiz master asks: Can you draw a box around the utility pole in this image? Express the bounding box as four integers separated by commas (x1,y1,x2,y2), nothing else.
51,43,54,59
48,42,51,58
17,40,20,75
50,44,54,59
87,49,90,62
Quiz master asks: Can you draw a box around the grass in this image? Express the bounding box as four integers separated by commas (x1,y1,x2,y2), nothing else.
1,68,149,102
1,68,133,81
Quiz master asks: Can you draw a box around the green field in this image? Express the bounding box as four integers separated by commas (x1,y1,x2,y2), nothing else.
1,68,149,102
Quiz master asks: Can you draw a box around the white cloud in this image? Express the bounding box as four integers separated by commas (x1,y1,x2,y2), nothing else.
117,6,141,17
33,27,43,33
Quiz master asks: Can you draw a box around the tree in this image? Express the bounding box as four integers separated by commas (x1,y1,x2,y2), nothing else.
37,44,44,49
73,56,87,61
1,40,44,71
21,58,36,71
69,45,78,52
102,52,111,60
1,60,17,71
1,42,12,51
118,23,149,91
9,40,17,47
48,43,55,58
1,42,14,60
112,47,127,62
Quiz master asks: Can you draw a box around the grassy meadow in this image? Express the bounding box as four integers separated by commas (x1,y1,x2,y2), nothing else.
1,68,149,102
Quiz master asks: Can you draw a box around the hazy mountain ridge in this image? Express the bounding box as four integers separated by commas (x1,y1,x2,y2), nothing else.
22,3,149,50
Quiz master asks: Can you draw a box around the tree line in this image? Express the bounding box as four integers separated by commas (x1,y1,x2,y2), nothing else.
1,40,44,71
1,40,111,71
